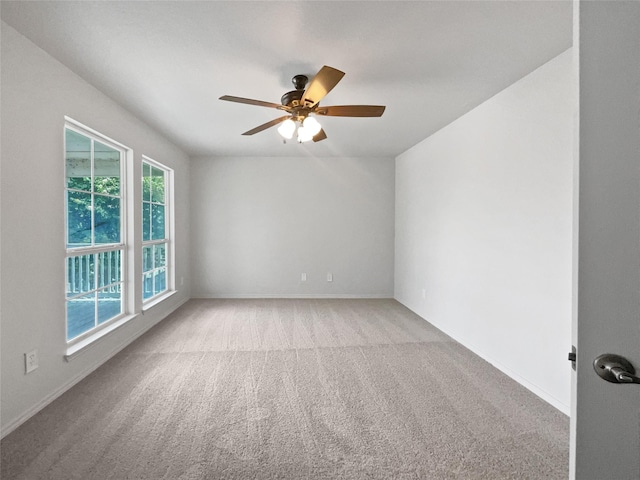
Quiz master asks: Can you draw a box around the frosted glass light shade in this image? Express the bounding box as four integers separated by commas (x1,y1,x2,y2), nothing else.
297,126,314,143
302,116,322,136
277,119,296,139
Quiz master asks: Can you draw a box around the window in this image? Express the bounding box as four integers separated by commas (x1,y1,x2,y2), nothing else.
142,158,172,302
65,125,126,342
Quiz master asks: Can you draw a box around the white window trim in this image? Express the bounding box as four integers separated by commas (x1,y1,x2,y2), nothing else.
64,313,139,361
64,118,135,350
141,156,175,305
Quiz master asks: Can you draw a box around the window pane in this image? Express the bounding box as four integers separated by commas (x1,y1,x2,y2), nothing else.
66,176,92,192
154,268,167,296
94,195,120,244
67,191,92,247
67,176,92,192
143,272,154,300
65,129,91,191
65,124,128,344
94,141,120,195
97,287,121,324
143,246,153,273
142,161,171,304
66,254,95,297
142,202,151,241
143,163,152,202
154,243,166,268
97,250,121,288
67,292,96,340
151,204,165,240
151,167,165,203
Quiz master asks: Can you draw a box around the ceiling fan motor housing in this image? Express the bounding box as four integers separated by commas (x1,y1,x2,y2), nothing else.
281,89,304,107
281,74,309,107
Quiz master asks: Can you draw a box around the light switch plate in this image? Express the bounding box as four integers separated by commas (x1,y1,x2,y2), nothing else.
25,350,38,374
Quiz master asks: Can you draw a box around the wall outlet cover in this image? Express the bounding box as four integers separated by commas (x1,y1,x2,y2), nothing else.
25,350,38,374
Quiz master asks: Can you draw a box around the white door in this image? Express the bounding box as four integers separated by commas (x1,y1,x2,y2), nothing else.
572,2,640,479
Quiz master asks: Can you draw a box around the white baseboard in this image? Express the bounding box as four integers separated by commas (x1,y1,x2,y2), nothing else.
395,298,570,416
192,293,393,299
5,295,567,440
466,346,571,415
1,297,190,439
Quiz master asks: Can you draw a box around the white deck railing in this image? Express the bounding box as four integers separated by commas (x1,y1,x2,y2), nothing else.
67,249,122,295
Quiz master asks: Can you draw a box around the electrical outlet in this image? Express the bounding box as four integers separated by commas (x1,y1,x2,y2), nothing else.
327,273,333,282
301,273,307,282
25,350,38,374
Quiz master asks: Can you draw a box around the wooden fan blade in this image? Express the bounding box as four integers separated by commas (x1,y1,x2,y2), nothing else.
220,95,288,111
313,128,327,142
315,105,386,117
302,66,345,107
242,116,291,136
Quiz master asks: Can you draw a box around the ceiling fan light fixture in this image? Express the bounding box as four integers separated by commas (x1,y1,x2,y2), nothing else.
302,116,322,136
221,65,385,143
297,125,314,143
277,119,296,139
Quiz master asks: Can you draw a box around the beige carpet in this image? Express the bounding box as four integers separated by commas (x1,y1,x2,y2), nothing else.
1,299,569,479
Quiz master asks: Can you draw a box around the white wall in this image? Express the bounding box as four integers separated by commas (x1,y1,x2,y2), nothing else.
190,156,395,298
395,49,574,413
1,23,191,436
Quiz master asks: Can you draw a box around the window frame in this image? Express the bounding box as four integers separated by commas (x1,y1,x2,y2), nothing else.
141,156,174,305
64,119,131,346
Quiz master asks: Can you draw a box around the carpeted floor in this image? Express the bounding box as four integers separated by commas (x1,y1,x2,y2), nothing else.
1,299,569,479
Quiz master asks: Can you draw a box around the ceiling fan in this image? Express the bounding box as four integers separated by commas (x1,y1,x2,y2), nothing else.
219,66,385,143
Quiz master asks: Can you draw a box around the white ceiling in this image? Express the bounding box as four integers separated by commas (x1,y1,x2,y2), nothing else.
1,1,572,158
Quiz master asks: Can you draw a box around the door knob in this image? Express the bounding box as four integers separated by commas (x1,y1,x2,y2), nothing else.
593,354,640,384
